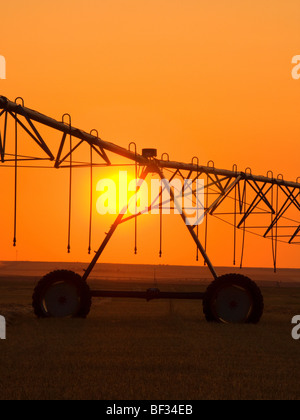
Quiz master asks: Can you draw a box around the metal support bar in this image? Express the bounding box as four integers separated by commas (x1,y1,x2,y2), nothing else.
156,166,218,280
0,96,299,188
0,95,300,264
82,167,150,282
90,289,205,301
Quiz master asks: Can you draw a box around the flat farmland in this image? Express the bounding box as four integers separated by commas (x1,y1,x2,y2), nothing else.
0,262,299,400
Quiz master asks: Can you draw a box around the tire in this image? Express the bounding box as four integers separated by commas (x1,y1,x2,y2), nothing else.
203,274,264,324
32,270,92,318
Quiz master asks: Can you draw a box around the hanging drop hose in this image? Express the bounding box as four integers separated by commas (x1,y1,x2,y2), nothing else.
196,172,200,262
270,182,275,271
68,133,72,253
273,184,279,273
159,184,163,258
204,161,215,265
13,114,17,247
193,157,199,262
196,181,199,260
88,129,101,255
134,161,138,254
204,173,209,265
267,171,277,273
62,114,72,254
240,180,247,269
129,142,138,254
233,165,238,266
88,145,93,254
233,183,237,265
196,225,199,262
194,161,200,262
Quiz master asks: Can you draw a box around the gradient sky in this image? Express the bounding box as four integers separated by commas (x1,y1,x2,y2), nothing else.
0,0,300,268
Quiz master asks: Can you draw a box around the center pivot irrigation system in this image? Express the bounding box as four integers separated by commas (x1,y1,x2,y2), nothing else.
1,96,300,323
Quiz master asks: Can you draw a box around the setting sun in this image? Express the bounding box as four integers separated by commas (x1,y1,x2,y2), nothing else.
0,0,299,269
0,0,300,403
96,170,146,215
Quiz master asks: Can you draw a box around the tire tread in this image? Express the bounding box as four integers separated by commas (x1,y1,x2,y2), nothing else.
203,273,264,324
32,270,92,318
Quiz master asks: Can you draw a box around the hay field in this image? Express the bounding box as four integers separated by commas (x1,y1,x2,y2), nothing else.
0,262,299,400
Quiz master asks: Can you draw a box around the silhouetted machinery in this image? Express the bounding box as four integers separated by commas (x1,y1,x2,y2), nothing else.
0,96,299,323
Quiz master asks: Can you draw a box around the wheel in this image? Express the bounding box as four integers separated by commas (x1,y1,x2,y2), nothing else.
32,270,92,318
203,274,264,324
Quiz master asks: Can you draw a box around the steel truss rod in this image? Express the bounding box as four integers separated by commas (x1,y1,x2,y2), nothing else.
161,166,300,251
156,166,218,279
1,95,300,259
82,166,150,282
0,96,147,166
0,96,300,190
126,167,300,246
82,163,218,282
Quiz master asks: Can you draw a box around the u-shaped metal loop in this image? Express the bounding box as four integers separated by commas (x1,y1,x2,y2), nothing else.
15,97,24,107
267,170,274,179
128,142,137,155
232,164,238,173
161,153,170,162
62,113,72,128
245,167,252,175
90,129,99,139
207,160,215,168
192,156,199,167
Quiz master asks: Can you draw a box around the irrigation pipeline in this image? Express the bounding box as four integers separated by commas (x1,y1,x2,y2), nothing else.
0,96,300,270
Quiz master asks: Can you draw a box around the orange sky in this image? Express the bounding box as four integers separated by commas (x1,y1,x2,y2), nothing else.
0,0,300,269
